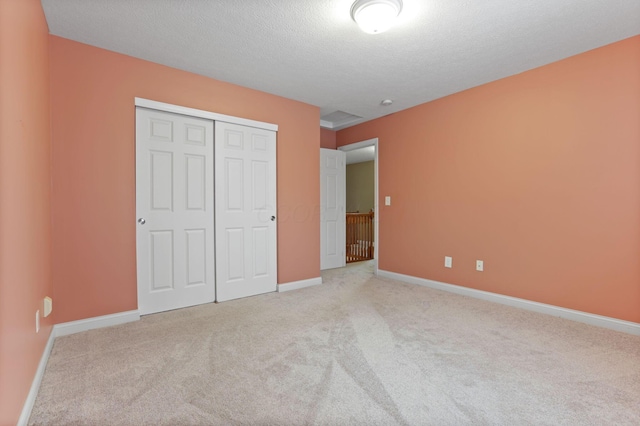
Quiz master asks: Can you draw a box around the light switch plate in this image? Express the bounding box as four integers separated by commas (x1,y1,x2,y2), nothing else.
476,260,484,271
385,196,391,206
444,256,452,268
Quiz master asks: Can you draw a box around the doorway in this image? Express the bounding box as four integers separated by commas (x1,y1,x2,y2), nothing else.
339,138,378,271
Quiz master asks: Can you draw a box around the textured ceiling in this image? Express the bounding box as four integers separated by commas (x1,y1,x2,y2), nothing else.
42,0,640,130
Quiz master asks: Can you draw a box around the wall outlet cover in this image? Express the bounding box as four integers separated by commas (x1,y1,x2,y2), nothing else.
44,296,53,317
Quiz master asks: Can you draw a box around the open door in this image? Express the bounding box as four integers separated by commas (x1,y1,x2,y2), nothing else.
320,148,346,270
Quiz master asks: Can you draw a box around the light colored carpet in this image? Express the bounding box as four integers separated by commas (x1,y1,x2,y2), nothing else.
29,261,640,425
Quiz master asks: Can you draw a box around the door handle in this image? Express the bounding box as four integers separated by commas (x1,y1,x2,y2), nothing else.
138,218,146,225
270,216,276,221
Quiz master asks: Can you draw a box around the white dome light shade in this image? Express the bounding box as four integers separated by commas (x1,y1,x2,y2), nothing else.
351,0,403,34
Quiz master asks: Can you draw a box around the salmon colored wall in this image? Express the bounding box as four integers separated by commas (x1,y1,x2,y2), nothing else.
0,0,53,423
337,36,640,323
50,36,320,324
320,128,337,149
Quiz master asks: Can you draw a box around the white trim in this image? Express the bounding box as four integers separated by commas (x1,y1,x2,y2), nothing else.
320,119,333,129
54,310,140,337
19,310,140,423
277,277,322,292
320,118,363,130
339,138,379,272
338,138,377,152
378,270,640,336
135,98,278,132
17,329,56,426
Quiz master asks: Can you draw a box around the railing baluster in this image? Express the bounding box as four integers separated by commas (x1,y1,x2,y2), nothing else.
345,212,374,263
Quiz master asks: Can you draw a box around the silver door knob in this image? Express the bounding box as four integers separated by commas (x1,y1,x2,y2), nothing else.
270,216,276,221
138,218,146,225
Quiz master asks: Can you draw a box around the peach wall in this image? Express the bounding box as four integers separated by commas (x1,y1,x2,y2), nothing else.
320,128,337,149
0,0,53,423
337,36,640,323
50,37,320,323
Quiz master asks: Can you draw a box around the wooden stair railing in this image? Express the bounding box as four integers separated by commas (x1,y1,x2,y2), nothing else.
346,211,374,263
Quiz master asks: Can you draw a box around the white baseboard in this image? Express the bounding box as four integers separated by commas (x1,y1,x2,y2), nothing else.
378,270,640,336
54,310,140,337
18,310,140,424
277,277,322,292
17,328,56,426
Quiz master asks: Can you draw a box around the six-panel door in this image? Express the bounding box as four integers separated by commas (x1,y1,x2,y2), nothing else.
320,149,346,270
215,122,277,302
136,108,215,314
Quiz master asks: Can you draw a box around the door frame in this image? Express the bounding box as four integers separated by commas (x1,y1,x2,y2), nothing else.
338,138,379,273
134,98,278,309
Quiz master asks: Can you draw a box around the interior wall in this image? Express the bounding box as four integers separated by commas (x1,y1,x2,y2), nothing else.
320,128,337,149
346,161,375,213
50,36,320,324
337,36,640,323
0,0,54,423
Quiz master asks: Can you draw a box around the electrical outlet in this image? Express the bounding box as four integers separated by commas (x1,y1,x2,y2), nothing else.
385,196,391,206
476,260,484,272
444,256,452,268
44,296,53,317
36,310,40,333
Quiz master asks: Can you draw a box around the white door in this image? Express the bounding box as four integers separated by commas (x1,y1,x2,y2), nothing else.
215,122,277,302
320,149,346,270
136,107,215,315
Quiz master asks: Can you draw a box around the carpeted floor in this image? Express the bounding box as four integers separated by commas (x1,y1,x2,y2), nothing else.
29,261,640,425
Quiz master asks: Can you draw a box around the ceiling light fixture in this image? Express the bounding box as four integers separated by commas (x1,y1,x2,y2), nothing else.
351,0,403,34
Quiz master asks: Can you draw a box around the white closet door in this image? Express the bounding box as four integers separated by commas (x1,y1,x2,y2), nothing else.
320,149,346,270
215,122,277,302
135,107,215,315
